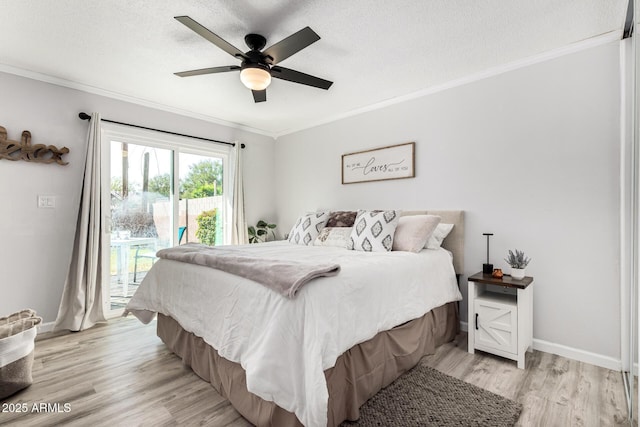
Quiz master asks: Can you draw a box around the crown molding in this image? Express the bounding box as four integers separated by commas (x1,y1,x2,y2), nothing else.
273,30,623,139
0,63,277,138
0,29,623,141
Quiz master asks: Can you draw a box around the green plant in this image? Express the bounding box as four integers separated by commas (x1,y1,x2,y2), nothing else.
248,220,276,243
181,160,223,198
504,249,531,269
148,173,171,197
196,209,217,245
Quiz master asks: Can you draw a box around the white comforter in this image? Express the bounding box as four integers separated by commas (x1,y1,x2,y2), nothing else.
126,242,462,427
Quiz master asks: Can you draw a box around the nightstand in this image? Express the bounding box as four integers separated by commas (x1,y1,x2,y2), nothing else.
467,272,533,369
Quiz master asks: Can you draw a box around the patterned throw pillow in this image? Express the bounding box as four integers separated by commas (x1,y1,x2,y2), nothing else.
347,210,401,252
314,227,353,248
326,211,358,227
288,212,330,245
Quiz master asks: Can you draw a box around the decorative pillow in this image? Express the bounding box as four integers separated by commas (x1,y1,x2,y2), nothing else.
347,210,401,252
392,215,441,252
314,227,353,248
326,211,358,227
288,212,330,245
425,223,455,249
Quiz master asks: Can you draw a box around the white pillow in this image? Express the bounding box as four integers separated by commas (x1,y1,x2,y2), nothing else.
425,223,454,249
348,210,401,252
393,215,441,252
288,212,330,245
314,227,352,248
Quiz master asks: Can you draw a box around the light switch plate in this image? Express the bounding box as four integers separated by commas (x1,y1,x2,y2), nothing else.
37,195,56,208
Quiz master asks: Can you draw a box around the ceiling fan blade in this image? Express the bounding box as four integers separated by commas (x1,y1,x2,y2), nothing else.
175,16,246,60
262,27,320,65
271,66,333,90
174,65,240,77
252,90,267,103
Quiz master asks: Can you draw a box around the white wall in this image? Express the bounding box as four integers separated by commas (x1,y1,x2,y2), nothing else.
0,72,275,325
274,42,621,361
0,40,622,365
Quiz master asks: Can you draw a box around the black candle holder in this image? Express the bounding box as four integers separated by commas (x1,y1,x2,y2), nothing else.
483,233,493,274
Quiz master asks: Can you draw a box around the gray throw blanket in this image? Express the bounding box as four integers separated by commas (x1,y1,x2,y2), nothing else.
156,244,341,298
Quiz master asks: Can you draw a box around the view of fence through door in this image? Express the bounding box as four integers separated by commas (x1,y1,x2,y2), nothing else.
178,152,225,247
107,139,225,311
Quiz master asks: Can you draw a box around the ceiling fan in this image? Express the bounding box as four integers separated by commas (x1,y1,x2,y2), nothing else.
173,16,333,103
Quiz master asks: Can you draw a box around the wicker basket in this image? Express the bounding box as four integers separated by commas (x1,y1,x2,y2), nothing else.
0,310,41,399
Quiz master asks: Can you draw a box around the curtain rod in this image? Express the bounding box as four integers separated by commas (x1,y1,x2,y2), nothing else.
78,112,245,148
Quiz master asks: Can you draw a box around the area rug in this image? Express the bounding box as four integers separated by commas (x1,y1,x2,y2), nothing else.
341,364,522,427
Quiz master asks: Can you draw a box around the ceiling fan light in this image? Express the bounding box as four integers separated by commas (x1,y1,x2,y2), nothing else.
240,67,271,91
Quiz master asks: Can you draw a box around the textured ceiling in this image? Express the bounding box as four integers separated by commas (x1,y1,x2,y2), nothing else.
0,0,627,136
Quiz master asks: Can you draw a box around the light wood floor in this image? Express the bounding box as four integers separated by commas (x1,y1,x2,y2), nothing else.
0,317,633,427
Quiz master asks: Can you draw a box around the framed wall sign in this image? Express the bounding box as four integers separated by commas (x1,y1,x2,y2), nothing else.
342,142,415,184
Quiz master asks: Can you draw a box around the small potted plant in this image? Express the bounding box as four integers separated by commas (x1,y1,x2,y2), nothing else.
248,220,277,244
504,249,531,280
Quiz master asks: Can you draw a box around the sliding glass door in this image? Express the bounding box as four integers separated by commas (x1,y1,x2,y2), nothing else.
101,125,230,315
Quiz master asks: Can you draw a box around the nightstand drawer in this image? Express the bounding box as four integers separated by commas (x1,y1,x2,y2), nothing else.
474,295,517,354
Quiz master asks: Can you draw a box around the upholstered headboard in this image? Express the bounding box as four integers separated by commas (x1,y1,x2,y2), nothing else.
402,210,465,274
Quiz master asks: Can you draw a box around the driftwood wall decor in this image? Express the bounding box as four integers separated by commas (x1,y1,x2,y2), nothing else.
0,126,69,165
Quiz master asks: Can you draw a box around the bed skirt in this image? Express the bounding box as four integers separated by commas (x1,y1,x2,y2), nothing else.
157,302,459,427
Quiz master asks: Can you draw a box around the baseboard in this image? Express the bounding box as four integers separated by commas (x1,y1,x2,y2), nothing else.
459,321,621,371
460,321,468,332
37,321,55,334
35,312,126,334
533,339,621,371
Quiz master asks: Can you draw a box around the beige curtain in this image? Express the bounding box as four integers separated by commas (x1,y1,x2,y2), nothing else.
230,143,248,245
54,113,105,331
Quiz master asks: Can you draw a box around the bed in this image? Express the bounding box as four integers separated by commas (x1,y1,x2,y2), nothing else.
125,210,464,427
